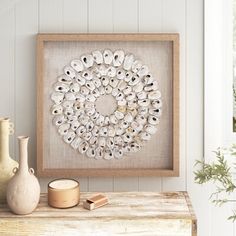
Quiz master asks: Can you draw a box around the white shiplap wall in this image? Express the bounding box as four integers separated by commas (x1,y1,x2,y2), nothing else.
0,0,232,235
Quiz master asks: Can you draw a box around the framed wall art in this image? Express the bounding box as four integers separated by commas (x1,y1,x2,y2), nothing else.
37,33,179,177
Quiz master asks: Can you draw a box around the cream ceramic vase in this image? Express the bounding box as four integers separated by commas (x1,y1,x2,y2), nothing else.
0,118,18,203
7,136,40,215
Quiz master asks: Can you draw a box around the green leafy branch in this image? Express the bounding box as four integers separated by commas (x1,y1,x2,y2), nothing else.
194,147,236,221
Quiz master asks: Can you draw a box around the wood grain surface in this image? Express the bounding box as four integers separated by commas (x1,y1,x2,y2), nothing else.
0,191,196,236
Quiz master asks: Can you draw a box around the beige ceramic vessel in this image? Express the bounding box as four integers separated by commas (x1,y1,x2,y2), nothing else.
6,136,40,215
0,118,18,203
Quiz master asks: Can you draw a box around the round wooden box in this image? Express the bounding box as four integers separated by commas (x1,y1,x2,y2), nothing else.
48,179,80,209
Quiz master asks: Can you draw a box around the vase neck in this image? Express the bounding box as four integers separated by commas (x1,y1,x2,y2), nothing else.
18,136,29,175
0,119,10,163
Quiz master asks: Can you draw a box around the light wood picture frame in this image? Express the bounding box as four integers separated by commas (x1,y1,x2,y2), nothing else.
37,33,179,177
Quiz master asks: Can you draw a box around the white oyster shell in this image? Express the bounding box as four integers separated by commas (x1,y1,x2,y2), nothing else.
118,80,127,90
51,92,64,105
71,59,84,72
123,86,132,95
124,71,133,82
116,92,124,101
85,81,96,91
128,75,140,86
137,91,147,100
109,78,119,88
58,75,72,84
64,66,76,79
144,81,158,91
86,121,94,132
145,124,157,135
114,111,124,120
133,83,144,93
148,90,161,100
105,85,113,94
71,137,82,149
124,113,133,123
58,123,70,136
112,88,119,97
137,65,149,78
65,92,76,101
81,70,93,80
53,115,65,126
99,127,108,137
110,114,118,125
126,92,136,101
95,147,104,159
107,66,117,77
82,132,92,141
123,54,134,70
135,115,147,125
104,149,114,160
130,142,140,152
70,83,80,93
86,147,96,158
108,126,116,137
54,82,70,93
103,49,113,65
101,76,109,87
138,99,150,107
151,99,162,109
91,88,100,98
78,141,89,153
148,115,159,125
149,108,162,117
116,69,125,80
92,126,100,136
139,132,151,141
114,147,123,159
81,54,94,68
86,94,96,103
132,60,142,73
80,86,90,96
98,137,106,148
63,131,75,144
51,105,63,115
92,50,103,65
76,126,86,136
113,50,125,67
117,99,127,106
75,75,86,86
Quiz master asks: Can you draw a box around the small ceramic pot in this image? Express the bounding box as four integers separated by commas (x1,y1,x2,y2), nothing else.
48,179,80,208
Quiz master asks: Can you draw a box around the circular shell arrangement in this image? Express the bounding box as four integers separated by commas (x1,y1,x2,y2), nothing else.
50,49,162,160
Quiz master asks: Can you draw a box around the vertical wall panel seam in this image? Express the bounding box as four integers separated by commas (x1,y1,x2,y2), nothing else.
137,0,140,191
112,0,114,33
13,3,16,159
160,0,163,191
62,0,64,32
202,0,206,163
87,0,90,191
185,0,188,192
137,0,140,33
112,0,114,191
38,0,40,32
87,0,89,33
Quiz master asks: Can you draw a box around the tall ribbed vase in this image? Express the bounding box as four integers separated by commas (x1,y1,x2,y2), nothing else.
6,136,40,215
0,118,18,203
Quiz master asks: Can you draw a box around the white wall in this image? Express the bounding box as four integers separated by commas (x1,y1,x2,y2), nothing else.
0,0,231,235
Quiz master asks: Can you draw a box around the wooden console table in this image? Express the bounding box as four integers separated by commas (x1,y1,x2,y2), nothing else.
0,192,197,236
